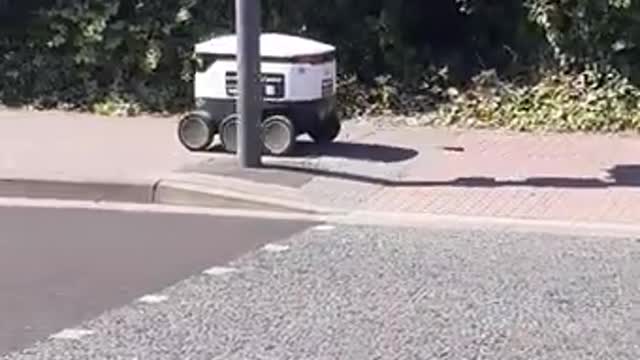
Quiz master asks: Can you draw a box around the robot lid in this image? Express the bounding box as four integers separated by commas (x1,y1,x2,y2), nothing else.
194,32,335,59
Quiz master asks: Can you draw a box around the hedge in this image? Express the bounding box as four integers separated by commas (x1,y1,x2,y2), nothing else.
2,0,640,131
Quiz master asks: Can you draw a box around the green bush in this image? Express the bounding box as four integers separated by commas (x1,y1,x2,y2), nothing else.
2,0,640,132
0,1,538,110
434,68,640,132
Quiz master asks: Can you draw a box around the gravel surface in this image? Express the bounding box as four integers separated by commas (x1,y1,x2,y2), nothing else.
3,225,639,360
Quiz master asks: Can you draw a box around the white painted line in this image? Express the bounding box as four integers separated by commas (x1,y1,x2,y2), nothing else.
341,210,640,238
203,266,238,276
137,294,169,304
263,243,290,253
499,175,525,182
312,224,335,231
50,328,95,340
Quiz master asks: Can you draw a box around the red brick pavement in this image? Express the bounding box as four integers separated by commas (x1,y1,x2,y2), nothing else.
361,130,640,224
2,108,639,225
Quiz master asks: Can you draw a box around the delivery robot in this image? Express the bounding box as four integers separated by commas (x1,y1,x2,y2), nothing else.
177,32,341,156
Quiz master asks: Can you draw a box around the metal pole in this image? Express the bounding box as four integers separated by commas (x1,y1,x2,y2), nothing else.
235,0,262,168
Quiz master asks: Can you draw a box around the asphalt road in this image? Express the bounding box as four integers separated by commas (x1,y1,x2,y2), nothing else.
4,223,639,360
0,206,315,356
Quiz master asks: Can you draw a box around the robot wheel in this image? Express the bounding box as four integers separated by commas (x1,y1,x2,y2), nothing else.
218,114,240,153
177,111,216,151
261,114,296,156
308,112,341,144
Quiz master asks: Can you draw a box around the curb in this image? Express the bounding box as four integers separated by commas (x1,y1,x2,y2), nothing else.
154,173,341,214
1,177,639,238
0,173,339,215
0,178,155,204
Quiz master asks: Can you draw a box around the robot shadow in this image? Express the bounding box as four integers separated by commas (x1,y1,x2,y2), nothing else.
209,140,418,163
290,140,418,163
263,163,640,189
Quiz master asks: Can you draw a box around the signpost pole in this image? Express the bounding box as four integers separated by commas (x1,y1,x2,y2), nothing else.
235,0,262,168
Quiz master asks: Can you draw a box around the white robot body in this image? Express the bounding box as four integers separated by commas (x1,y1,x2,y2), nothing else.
178,33,341,155
195,59,335,102
194,33,336,102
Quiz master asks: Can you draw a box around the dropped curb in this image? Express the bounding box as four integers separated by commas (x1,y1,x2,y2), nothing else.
153,172,340,214
0,173,341,215
5,176,640,238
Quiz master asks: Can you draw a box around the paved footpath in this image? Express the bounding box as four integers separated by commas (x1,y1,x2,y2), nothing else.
2,109,640,225
299,124,640,225
0,109,202,182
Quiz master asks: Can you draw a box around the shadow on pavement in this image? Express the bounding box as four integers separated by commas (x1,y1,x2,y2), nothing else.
265,163,640,189
291,141,419,163
209,141,419,164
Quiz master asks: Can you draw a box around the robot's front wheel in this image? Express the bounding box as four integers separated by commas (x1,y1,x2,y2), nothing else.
218,114,240,153
261,115,296,156
309,113,341,144
177,111,215,151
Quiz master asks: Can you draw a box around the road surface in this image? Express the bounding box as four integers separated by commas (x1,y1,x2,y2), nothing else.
0,205,314,355
1,209,638,359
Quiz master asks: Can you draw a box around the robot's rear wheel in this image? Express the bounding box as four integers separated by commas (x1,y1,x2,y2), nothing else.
261,115,296,156
177,111,215,151
309,113,341,144
218,114,240,153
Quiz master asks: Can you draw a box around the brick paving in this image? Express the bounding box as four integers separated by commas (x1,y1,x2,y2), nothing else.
326,128,640,224
2,108,640,225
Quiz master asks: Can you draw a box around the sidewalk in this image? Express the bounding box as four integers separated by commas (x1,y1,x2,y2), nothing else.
2,108,640,226
301,125,640,225
0,109,202,182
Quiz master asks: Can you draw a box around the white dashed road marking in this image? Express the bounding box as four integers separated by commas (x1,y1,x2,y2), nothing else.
312,224,335,231
203,266,238,276
137,294,169,304
263,243,290,253
50,328,95,340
